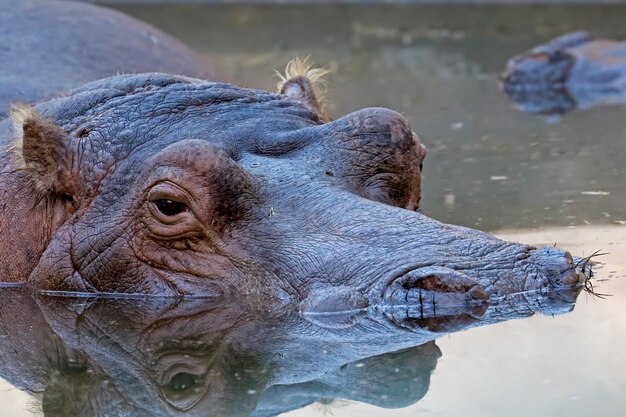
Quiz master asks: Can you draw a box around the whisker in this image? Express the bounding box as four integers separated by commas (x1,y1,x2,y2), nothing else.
575,249,608,270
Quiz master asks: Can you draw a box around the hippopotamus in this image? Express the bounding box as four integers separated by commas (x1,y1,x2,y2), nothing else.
501,31,626,117
0,0,219,119
0,1,591,315
0,286,580,417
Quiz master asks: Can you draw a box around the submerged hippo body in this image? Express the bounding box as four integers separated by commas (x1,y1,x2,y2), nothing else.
0,3,589,319
0,0,218,118
501,31,626,117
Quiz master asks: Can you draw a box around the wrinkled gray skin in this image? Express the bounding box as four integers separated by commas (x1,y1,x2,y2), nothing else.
0,71,589,319
0,0,216,281
0,2,589,321
501,31,626,117
0,287,580,417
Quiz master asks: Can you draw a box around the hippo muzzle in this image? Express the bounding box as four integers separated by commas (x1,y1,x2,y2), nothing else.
278,186,588,332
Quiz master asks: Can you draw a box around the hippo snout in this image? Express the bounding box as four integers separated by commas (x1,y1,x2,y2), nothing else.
375,239,588,332
515,247,590,316
527,248,587,288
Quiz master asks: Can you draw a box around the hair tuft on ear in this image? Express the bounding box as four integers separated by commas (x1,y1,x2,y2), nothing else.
8,104,72,195
275,57,332,119
7,103,37,161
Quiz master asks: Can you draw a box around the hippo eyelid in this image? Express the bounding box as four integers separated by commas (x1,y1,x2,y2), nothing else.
148,200,192,226
147,181,193,205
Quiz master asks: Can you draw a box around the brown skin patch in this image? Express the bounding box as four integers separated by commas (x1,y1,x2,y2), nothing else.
0,106,78,282
326,108,427,210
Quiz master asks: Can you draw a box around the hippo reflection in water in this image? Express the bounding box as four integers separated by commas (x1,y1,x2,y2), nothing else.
501,31,626,118
0,286,582,417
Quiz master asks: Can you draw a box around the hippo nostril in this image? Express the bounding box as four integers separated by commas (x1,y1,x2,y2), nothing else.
384,267,488,305
469,285,489,300
558,251,585,285
381,267,489,332
401,270,478,293
561,270,582,286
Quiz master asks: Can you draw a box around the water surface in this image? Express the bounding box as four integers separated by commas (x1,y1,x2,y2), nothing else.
1,226,623,417
1,3,625,417
114,3,626,230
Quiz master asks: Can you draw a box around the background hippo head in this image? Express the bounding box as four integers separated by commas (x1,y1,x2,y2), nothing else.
501,31,626,117
500,32,593,116
3,66,589,310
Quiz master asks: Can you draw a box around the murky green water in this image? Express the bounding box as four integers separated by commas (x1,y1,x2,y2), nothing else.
1,3,625,417
114,3,626,231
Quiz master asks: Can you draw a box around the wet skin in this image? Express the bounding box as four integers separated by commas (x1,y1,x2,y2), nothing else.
0,7,592,414
0,72,590,314
0,286,581,417
501,31,626,117
0,0,218,119
0,1,590,316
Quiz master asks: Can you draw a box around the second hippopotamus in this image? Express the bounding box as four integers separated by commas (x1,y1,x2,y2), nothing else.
502,31,626,117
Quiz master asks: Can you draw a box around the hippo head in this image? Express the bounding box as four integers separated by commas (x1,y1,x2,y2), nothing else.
500,31,594,116
8,65,589,319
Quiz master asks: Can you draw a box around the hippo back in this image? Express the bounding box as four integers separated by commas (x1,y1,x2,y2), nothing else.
0,0,219,119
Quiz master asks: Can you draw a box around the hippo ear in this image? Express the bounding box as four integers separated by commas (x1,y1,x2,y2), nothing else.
9,104,73,196
276,57,331,119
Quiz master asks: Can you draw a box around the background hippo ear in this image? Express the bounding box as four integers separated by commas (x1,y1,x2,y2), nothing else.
276,57,331,120
9,104,73,196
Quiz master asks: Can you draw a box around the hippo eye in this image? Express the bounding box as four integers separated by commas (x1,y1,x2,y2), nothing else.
154,199,189,216
161,370,207,410
167,372,198,391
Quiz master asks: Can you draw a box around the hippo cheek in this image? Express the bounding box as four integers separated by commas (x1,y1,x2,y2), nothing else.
378,267,489,333
26,228,96,293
